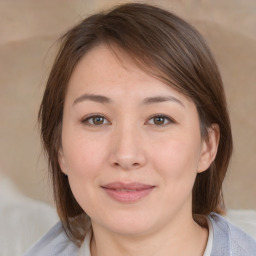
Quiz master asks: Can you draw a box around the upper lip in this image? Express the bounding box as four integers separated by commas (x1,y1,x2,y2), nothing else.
101,182,155,190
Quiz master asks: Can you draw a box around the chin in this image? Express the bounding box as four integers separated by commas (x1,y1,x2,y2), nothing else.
98,212,156,236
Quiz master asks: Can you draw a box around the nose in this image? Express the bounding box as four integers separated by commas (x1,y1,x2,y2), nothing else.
109,125,147,171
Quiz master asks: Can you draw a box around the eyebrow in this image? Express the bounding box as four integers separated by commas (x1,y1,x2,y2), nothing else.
73,94,184,107
73,94,113,105
142,96,184,107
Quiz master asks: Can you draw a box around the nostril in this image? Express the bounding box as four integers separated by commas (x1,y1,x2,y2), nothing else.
109,147,147,170
113,161,140,170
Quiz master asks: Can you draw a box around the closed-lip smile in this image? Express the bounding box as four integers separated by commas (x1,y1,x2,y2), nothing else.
101,182,155,203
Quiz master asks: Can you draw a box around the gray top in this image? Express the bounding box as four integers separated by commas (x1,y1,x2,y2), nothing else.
23,213,256,256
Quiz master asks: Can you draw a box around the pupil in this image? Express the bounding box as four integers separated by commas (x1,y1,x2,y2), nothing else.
155,117,164,125
94,116,103,124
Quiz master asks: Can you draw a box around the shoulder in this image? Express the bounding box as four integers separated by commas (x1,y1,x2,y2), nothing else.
208,212,256,256
22,221,79,256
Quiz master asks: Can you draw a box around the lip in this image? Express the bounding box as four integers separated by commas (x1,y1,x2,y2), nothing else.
101,182,155,203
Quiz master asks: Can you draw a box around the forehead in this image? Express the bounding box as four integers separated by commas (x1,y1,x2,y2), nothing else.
73,43,148,81
66,43,193,108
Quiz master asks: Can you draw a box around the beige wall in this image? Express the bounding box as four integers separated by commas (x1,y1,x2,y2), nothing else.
0,0,255,209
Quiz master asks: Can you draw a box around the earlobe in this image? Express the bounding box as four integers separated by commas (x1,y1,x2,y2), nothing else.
58,149,68,176
197,124,220,173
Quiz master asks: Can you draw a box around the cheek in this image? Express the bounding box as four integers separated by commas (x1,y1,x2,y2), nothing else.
150,134,202,181
61,134,109,185
62,135,108,214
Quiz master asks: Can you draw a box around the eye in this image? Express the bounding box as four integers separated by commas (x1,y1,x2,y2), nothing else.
147,115,174,126
81,115,110,126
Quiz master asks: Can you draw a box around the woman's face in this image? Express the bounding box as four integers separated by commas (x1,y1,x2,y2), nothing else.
59,44,218,236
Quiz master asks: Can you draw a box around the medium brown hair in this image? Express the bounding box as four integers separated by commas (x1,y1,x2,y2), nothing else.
39,3,233,245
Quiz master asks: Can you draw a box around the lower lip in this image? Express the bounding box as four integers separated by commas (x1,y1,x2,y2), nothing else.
102,187,154,203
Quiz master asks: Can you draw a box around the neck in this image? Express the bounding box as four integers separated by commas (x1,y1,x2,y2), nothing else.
90,214,208,256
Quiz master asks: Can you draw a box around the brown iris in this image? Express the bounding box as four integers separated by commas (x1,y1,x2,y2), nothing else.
92,116,105,125
153,116,166,125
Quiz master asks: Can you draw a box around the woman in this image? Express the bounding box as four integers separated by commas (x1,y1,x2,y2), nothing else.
24,3,256,256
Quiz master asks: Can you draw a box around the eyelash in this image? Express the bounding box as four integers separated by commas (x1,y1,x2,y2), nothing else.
81,114,175,127
81,114,110,127
147,114,174,126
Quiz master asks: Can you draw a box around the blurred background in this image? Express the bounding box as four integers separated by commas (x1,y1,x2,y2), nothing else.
0,0,255,210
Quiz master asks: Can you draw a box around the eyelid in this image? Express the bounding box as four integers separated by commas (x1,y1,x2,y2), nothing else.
81,113,111,126
146,114,176,126
80,113,175,127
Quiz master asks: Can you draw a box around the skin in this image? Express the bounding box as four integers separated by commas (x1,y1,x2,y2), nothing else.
59,44,219,256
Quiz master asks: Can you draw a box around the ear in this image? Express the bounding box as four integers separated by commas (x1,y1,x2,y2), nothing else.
197,124,220,173
58,149,68,176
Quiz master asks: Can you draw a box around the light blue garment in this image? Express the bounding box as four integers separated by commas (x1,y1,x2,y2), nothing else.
208,213,256,255
23,213,256,256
